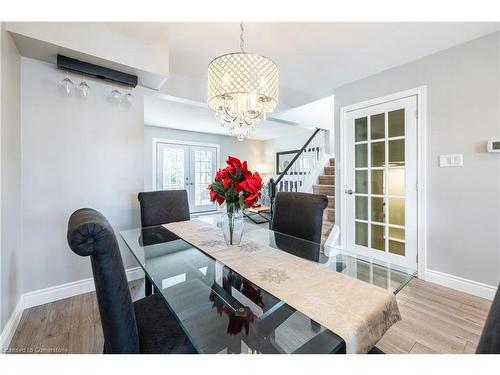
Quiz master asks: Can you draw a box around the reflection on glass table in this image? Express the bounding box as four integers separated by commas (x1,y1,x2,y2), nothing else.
120,223,415,354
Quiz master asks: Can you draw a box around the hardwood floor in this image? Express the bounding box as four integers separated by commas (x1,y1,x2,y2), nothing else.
7,278,490,354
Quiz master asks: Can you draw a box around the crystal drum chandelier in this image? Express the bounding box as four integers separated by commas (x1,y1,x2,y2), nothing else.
208,23,279,141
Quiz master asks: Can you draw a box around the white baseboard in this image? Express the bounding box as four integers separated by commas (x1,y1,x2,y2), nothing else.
0,296,25,352
424,269,497,300
0,266,144,351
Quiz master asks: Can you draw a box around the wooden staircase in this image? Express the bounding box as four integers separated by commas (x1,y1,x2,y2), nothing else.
313,158,335,245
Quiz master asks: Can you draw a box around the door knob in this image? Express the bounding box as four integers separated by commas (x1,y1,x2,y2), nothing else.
345,189,353,195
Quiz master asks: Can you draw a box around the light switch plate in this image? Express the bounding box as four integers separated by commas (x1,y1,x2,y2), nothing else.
439,154,463,167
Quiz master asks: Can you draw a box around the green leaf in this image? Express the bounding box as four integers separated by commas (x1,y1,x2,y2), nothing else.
212,181,225,195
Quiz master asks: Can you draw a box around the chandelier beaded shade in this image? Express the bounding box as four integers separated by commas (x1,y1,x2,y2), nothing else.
208,23,279,141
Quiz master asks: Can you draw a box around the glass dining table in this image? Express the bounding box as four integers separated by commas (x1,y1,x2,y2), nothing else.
120,215,415,354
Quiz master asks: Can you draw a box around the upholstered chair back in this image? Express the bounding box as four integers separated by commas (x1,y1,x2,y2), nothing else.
67,208,139,353
138,190,190,227
271,192,328,244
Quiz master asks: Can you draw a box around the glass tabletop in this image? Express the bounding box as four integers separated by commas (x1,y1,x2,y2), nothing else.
120,219,415,354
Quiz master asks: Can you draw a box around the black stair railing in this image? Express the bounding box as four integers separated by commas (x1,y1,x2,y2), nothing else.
268,128,324,218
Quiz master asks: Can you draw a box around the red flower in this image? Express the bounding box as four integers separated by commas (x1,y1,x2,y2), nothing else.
241,161,252,179
222,177,232,190
226,156,242,170
209,186,217,202
208,157,263,208
238,172,263,194
215,168,228,182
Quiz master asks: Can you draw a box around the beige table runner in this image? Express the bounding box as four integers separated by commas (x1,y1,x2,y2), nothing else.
164,219,401,354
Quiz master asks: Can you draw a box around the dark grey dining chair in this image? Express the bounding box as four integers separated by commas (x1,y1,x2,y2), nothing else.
67,208,196,354
138,190,190,295
138,190,190,227
271,191,328,244
476,285,500,353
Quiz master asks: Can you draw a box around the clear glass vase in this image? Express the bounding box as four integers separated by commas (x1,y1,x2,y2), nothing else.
222,202,244,246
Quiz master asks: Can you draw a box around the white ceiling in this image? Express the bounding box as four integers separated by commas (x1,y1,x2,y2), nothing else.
144,94,314,141
107,22,500,108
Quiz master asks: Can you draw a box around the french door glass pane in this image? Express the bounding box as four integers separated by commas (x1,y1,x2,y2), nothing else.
389,227,405,256
371,197,385,223
371,224,385,251
371,142,385,167
388,109,405,137
162,148,185,190
355,170,368,194
355,117,368,142
371,170,384,195
194,149,214,207
370,113,385,140
355,144,368,168
355,196,368,221
355,221,368,247
389,139,405,166
388,168,405,196
389,198,405,226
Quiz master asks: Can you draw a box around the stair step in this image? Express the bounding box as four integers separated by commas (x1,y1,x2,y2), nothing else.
329,158,335,167
324,166,335,175
323,208,335,222
327,195,335,208
313,184,334,195
322,221,334,234
319,175,335,185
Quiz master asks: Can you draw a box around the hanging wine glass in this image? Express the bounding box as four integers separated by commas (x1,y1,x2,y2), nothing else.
60,73,74,95
78,81,90,98
124,91,134,104
110,88,121,103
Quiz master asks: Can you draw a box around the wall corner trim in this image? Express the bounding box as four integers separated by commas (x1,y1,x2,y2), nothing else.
0,295,25,353
424,268,498,301
0,266,144,351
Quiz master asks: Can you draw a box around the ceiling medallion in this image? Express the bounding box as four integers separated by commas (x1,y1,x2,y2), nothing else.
208,22,279,141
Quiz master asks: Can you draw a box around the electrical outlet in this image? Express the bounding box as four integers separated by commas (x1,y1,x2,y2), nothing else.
439,154,463,167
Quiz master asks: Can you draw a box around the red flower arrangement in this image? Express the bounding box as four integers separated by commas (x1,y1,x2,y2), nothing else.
208,156,263,209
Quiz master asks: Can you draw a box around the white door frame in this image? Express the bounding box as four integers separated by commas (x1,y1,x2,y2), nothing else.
339,86,427,278
152,138,221,212
152,138,221,191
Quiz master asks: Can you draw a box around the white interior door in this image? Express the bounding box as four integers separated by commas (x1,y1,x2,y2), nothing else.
344,96,417,269
156,142,217,213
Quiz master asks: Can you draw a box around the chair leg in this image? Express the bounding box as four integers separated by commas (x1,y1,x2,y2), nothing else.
145,277,153,296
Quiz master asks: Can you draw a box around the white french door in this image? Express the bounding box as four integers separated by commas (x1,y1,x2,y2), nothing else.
344,95,417,269
156,141,218,213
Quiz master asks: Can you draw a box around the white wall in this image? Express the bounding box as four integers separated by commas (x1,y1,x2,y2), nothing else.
334,32,500,287
144,125,266,191
21,57,145,293
0,25,23,332
6,22,169,90
262,129,315,176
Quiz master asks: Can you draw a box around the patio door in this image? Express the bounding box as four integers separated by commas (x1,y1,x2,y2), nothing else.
156,141,217,213
343,95,417,269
